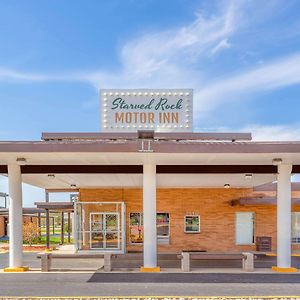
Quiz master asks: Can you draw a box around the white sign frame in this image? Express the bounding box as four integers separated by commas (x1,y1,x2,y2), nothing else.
100,89,193,132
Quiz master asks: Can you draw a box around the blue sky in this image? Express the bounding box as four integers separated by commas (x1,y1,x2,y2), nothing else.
1,0,300,206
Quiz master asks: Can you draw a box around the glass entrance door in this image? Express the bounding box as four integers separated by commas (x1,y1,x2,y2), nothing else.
90,212,120,250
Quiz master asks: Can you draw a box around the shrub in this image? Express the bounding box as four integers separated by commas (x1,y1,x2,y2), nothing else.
23,222,40,245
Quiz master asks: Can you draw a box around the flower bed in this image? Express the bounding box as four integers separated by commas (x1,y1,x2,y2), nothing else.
0,244,47,252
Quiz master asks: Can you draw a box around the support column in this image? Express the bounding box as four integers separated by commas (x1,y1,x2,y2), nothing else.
272,163,297,272
4,164,27,272
141,164,160,272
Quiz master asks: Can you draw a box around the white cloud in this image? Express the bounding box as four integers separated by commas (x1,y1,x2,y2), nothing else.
244,124,300,141
194,52,300,115
211,38,231,54
120,2,237,78
0,0,300,126
0,68,48,81
0,0,240,88
195,124,300,141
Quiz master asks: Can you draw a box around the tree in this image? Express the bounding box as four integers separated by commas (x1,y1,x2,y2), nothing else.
23,222,39,245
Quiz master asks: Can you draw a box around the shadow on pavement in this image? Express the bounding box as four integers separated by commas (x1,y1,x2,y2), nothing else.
88,273,300,283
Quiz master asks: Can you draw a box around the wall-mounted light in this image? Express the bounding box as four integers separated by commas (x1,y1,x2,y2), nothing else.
16,157,27,165
224,183,231,189
70,184,77,189
47,174,55,179
245,174,253,180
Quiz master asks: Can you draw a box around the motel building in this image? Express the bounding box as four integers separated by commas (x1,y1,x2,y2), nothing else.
1,89,300,273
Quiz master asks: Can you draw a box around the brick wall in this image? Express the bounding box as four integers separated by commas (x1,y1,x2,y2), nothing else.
79,188,300,253
0,216,5,237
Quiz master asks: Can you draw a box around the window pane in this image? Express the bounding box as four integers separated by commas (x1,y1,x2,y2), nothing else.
185,216,200,232
91,232,104,249
129,213,143,244
129,225,144,243
157,213,169,241
130,213,141,226
91,214,103,231
106,214,118,231
157,224,169,236
236,212,255,245
292,212,300,243
129,212,170,244
157,213,169,224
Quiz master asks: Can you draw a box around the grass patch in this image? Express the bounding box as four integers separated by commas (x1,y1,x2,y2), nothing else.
22,236,73,245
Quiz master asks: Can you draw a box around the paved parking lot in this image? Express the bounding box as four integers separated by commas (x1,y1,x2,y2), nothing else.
1,272,300,297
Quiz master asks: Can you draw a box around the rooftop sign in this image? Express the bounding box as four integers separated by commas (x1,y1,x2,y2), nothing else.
100,89,193,132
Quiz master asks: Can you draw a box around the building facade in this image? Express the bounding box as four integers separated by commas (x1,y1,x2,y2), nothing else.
1,89,300,272
76,187,300,254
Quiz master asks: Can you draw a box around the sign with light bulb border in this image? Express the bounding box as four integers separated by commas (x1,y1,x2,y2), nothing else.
100,89,193,132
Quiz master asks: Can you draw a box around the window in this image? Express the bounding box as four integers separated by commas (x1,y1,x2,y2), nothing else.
184,215,200,233
156,213,170,244
129,213,143,244
235,212,255,245
129,212,170,244
292,212,300,243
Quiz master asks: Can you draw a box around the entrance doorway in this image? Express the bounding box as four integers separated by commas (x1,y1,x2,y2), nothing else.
90,212,120,250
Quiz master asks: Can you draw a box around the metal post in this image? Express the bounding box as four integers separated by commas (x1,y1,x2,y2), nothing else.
60,212,64,245
52,217,55,235
45,191,50,249
37,212,41,237
45,209,50,249
67,212,71,243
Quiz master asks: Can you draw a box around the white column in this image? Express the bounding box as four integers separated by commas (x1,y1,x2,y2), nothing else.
143,164,157,268
8,164,23,268
277,163,292,268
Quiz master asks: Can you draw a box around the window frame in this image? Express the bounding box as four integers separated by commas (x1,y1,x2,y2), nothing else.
128,212,170,245
156,212,170,244
128,212,143,245
235,212,256,245
184,215,200,233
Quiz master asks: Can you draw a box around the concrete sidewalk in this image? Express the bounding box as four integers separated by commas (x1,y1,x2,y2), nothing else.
1,252,300,273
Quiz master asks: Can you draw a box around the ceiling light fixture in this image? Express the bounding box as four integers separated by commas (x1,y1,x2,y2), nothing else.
16,157,27,165
47,174,55,179
272,158,283,165
245,174,253,180
70,184,77,189
224,183,231,189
